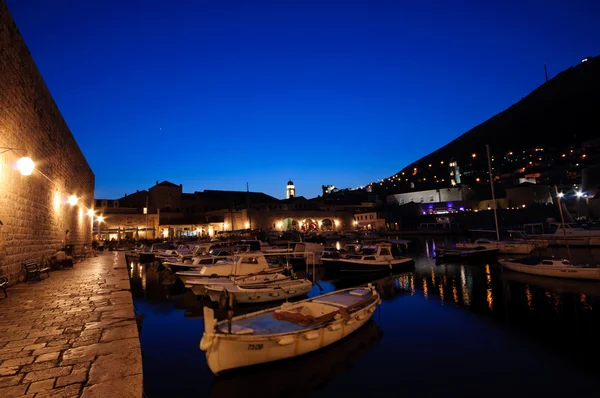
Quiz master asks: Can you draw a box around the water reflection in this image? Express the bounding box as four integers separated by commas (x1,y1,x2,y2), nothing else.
129,242,600,397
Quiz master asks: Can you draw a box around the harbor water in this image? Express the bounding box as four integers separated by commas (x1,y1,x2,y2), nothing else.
129,237,600,397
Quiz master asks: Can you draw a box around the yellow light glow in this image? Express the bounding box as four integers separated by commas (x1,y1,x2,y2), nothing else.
16,157,34,176
334,220,340,226
476,178,480,182
471,153,476,159
440,161,444,165
224,222,228,230
68,195,78,206
53,192,61,210
244,222,250,229
87,209,94,217
277,222,283,229
97,216,104,223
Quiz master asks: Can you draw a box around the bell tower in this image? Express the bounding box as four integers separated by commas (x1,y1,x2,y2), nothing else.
286,180,295,199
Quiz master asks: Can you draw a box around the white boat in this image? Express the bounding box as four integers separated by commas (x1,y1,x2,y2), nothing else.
200,285,381,374
204,278,313,303
162,248,236,272
499,256,600,280
321,242,414,276
186,273,291,296
524,222,600,247
177,252,284,286
455,238,537,255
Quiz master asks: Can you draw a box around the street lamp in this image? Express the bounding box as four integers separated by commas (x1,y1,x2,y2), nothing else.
0,147,34,176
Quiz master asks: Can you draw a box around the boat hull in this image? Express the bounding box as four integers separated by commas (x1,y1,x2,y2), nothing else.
434,248,498,264
322,257,414,277
499,260,600,280
206,280,312,303
455,242,534,255
200,293,379,374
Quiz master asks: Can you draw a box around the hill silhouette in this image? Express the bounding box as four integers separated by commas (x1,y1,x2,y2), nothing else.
393,55,600,181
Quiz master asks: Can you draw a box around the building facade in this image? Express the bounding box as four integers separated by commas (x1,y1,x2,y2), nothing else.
0,1,95,284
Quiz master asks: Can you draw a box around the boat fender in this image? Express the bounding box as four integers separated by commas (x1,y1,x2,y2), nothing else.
200,335,212,351
377,299,382,305
277,336,295,346
327,324,341,332
356,313,367,321
270,292,280,297
334,313,342,320
345,319,356,325
304,331,320,340
368,307,376,313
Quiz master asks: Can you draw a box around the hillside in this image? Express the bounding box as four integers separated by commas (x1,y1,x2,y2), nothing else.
388,55,600,190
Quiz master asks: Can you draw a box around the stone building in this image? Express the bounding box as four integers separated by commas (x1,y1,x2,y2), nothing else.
0,1,94,284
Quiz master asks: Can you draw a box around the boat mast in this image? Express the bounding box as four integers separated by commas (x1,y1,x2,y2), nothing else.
486,144,500,241
554,185,572,263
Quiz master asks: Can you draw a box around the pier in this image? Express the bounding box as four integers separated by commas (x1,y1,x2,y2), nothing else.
0,252,142,397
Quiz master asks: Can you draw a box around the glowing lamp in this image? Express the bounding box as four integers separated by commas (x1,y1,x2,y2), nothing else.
17,157,34,176
576,191,583,198
97,216,104,223
87,209,94,216
68,195,78,206
557,192,564,198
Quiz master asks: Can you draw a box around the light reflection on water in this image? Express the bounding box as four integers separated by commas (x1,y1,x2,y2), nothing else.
129,236,600,397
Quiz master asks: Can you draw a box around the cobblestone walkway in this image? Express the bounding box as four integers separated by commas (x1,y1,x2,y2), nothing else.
0,252,142,397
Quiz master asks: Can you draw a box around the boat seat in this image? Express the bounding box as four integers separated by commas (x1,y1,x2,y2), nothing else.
218,324,254,335
349,288,371,297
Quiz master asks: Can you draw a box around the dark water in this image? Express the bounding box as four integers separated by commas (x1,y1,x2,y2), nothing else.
129,237,600,398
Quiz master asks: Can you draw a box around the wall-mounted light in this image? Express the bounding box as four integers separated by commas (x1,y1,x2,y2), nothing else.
87,209,94,217
0,147,34,176
68,195,78,206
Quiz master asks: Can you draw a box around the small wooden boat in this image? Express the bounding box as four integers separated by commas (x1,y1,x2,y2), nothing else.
499,256,600,280
321,242,414,276
434,246,499,263
204,278,313,303
200,285,381,374
455,238,536,255
187,273,291,297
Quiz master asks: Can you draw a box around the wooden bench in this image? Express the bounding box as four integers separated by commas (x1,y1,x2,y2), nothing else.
0,277,7,298
22,260,50,281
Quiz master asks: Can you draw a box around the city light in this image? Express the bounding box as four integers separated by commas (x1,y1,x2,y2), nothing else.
87,209,94,216
68,195,78,206
576,191,583,198
557,192,564,198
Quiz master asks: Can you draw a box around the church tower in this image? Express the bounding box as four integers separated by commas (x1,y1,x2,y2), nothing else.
286,180,295,199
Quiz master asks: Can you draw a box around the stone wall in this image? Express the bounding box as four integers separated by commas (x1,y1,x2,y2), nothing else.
0,0,95,284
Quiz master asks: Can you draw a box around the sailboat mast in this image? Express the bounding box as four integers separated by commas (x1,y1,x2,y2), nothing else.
486,144,500,241
554,185,572,263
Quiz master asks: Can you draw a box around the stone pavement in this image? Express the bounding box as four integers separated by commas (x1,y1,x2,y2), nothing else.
0,252,143,397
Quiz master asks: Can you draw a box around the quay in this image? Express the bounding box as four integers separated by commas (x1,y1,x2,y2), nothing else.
0,252,142,397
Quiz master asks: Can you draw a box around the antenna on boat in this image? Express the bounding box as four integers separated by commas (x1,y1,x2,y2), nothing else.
554,185,572,263
485,144,500,241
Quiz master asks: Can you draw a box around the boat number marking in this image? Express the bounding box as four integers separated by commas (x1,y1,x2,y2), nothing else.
248,344,263,350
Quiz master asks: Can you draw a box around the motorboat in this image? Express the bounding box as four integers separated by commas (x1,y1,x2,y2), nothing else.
455,238,537,255
321,242,414,276
177,252,285,286
186,272,291,297
524,222,600,247
200,285,381,374
499,256,600,280
204,277,313,304
163,248,236,272
434,246,499,263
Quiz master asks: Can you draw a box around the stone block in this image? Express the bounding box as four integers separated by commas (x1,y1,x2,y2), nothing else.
100,324,138,343
27,378,55,393
1,356,34,367
0,383,28,397
81,374,142,398
35,352,60,362
55,372,86,388
21,360,58,372
34,383,81,398
0,373,24,387
0,366,19,376
87,349,142,385
23,366,71,382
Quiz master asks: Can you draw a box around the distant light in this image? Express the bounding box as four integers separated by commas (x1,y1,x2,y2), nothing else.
471,153,477,159
576,191,583,198
68,195,78,206
459,207,465,211
97,216,104,223
522,204,526,208
440,161,444,165
87,209,94,217
582,58,588,62
558,192,564,198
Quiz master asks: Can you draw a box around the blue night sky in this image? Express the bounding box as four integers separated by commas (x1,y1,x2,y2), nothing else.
6,0,600,200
